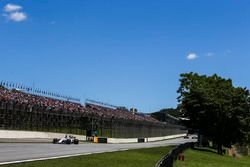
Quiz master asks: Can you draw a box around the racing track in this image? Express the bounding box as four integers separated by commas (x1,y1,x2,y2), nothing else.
0,138,196,165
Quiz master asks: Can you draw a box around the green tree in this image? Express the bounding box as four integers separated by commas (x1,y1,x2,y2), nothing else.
177,72,250,154
151,108,182,122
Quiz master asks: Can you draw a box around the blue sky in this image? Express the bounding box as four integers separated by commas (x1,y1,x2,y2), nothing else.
0,0,249,113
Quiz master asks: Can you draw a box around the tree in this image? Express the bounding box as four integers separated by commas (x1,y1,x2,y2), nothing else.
151,108,182,121
151,108,183,124
177,72,250,154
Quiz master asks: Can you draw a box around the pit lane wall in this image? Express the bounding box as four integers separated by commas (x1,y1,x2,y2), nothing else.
0,130,186,143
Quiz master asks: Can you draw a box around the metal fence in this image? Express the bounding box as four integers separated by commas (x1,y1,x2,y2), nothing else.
0,101,187,138
155,142,194,167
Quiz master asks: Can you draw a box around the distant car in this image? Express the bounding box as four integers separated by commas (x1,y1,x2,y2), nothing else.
53,135,79,144
183,135,189,139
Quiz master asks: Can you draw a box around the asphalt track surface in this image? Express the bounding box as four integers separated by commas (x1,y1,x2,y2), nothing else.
0,138,196,165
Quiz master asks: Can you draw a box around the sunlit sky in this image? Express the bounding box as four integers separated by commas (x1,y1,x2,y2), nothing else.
0,0,249,112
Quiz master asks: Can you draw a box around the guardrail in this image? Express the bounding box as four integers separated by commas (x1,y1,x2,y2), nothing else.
155,142,194,167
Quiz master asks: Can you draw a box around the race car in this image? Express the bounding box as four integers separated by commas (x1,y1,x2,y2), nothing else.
53,135,79,144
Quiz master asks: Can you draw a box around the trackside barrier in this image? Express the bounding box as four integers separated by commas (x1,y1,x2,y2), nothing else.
155,142,194,167
94,137,99,143
138,138,145,143
98,137,108,143
0,130,86,141
148,134,186,142
107,134,186,144
107,138,137,144
94,137,108,143
0,130,186,144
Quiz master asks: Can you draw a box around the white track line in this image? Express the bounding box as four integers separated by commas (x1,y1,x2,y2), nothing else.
0,149,130,165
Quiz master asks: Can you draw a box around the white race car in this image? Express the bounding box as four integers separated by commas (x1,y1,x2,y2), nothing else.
53,135,79,144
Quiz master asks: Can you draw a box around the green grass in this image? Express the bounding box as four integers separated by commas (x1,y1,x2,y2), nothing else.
3,146,173,167
174,148,250,167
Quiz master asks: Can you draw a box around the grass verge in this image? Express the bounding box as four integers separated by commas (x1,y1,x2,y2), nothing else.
2,146,173,167
174,148,250,167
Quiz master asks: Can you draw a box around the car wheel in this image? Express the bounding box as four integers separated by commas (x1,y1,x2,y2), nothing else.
66,139,71,144
53,138,58,144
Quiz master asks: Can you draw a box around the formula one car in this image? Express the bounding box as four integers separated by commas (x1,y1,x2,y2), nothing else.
53,135,79,144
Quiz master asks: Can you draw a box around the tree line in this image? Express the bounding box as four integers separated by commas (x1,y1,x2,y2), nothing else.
177,72,250,154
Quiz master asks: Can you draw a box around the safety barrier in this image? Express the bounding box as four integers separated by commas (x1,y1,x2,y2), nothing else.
138,138,145,143
107,134,186,144
0,130,86,141
155,142,194,167
0,129,186,144
94,137,108,143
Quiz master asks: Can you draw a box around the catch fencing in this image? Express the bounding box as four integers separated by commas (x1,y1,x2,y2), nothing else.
0,101,186,138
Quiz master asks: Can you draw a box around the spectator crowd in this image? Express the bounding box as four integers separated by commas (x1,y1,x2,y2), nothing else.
0,86,159,123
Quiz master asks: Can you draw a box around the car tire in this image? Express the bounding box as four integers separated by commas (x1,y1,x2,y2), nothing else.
53,138,58,144
66,139,71,144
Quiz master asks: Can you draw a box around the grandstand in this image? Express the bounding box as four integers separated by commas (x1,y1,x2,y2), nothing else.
0,82,186,138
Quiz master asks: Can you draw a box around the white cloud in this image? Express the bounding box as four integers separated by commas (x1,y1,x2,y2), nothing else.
2,3,27,22
187,53,198,60
4,3,22,12
8,12,27,22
